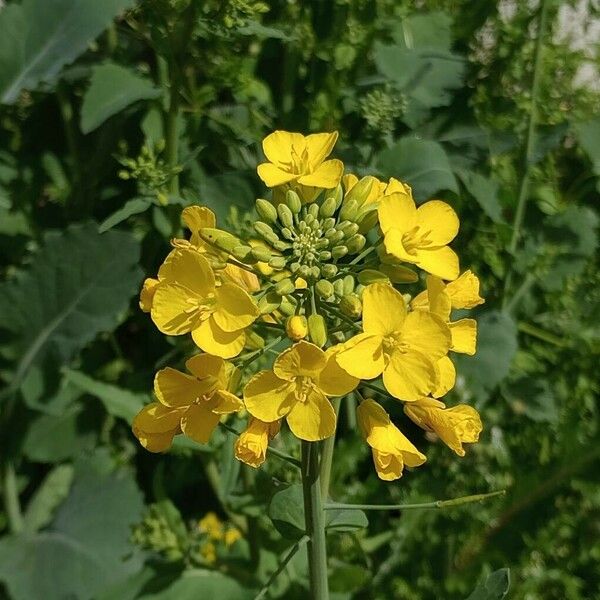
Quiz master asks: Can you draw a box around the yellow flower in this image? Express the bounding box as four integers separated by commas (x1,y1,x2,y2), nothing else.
378,191,460,280
404,397,482,457
151,248,259,358
243,341,358,441
342,174,410,207
139,277,159,313
224,528,242,547
257,131,344,202
234,417,281,468
132,354,243,451
357,399,426,481
200,541,217,564
412,269,484,311
198,512,224,540
337,283,451,401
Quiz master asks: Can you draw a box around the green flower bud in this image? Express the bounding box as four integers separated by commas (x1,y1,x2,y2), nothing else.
258,292,281,314
357,208,379,234
307,203,319,219
199,228,241,253
322,217,335,231
324,228,337,239
342,275,355,295
290,261,301,273
272,240,291,251
329,231,345,245
333,279,345,296
286,315,308,341
321,264,338,278
340,222,359,237
339,198,359,222
305,213,315,226
315,238,330,249
298,221,307,232
280,297,296,316
308,314,327,348
285,190,302,214
340,293,362,318
277,204,294,228
281,227,294,240
309,265,321,279
344,176,376,208
346,234,366,254
332,245,348,259
268,256,287,269
299,265,311,278
275,278,295,295
325,184,343,211
319,196,337,218
357,269,390,285
245,330,265,351
255,198,278,224
254,221,277,240
318,251,332,261
227,365,243,393
251,246,272,262
315,279,335,299
231,245,255,262
379,264,419,283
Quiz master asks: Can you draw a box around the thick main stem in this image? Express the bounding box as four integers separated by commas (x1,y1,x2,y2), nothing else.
301,441,329,600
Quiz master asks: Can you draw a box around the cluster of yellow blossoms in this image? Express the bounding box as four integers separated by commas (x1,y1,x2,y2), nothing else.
133,131,484,481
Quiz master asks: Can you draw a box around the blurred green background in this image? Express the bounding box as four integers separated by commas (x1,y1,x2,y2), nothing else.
0,1,598,598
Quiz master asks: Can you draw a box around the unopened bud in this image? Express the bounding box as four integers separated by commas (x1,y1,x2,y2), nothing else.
254,221,276,240
319,196,337,218
309,265,321,279
272,240,291,251
332,245,348,260
344,176,376,208
357,269,389,285
339,198,359,222
340,222,359,237
321,264,338,278
333,279,345,296
346,234,366,254
258,292,281,314
307,203,319,219
308,314,327,348
340,294,362,318
357,208,379,234
379,264,418,283
251,246,272,262
316,280,335,299
268,256,287,269
299,265,311,279
255,198,278,224
231,245,255,262
280,297,296,316
325,184,343,211
321,217,335,231
277,204,294,228
318,251,332,261
199,228,241,253
275,278,295,295
245,330,265,351
342,275,355,295
286,315,308,341
285,190,302,214
281,227,294,240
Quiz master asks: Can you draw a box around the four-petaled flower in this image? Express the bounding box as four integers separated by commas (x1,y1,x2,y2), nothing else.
234,417,281,468
243,341,358,441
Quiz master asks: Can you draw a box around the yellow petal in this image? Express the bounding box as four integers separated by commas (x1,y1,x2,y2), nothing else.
317,347,359,396
257,163,298,187
181,404,221,444
154,367,208,408
432,356,456,398
234,418,270,468
402,310,451,360
139,278,159,312
382,348,437,401
133,427,177,453
445,270,484,309
243,371,295,422
372,449,404,481
273,341,327,382
222,263,260,292
336,333,385,380
192,318,246,358
262,130,306,165
304,131,338,168
384,177,412,196
426,275,452,321
342,173,358,192
414,246,460,281
382,228,417,265
286,388,336,441
297,159,344,188
362,283,407,336
164,248,215,295
378,192,416,235
213,282,258,332
185,353,224,381
133,402,183,434
182,205,216,248
151,283,204,335
416,200,459,246
212,389,244,414
449,319,477,355
410,289,429,311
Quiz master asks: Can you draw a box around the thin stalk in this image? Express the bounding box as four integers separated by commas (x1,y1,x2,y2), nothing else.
503,0,550,306
242,466,260,568
164,73,180,199
319,397,341,499
301,441,329,600
2,462,23,533
518,321,565,347
324,490,505,512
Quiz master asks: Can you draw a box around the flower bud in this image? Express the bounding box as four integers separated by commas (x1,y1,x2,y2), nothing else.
346,233,366,254
309,265,321,279
324,228,337,239
321,217,335,231
231,245,255,262
285,190,302,214
332,245,348,260
254,221,276,240
286,315,308,341
299,265,311,279
342,275,355,295
272,240,291,251
326,184,343,211
339,221,359,237
277,203,294,228
280,297,296,316
304,213,315,226
281,227,294,240
318,251,332,261
339,197,359,222
251,246,272,262
308,314,327,348
268,256,287,269
275,278,295,295
333,279,345,296
340,293,362,318
255,198,278,224
315,280,335,299
245,330,265,351
358,269,390,285
321,264,338,278
199,228,241,253
258,292,281,314
379,263,418,283
307,202,319,218
319,196,337,218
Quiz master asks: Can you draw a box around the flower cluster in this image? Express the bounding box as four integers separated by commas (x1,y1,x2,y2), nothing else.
133,130,484,480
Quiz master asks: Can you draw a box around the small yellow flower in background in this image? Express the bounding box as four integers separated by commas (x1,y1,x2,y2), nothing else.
151,248,259,358
200,542,217,564
404,397,482,457
378,191,460,280
224,527,242,547
132,354,243,451
357,399,426,481
235,417,281,468
257,131,343,202
337,283,450,401
198,512,224,540
243,341,358,441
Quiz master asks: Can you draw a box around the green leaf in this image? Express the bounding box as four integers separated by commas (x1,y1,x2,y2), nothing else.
268,484,306,539
376,137,458,200
81,63,161,134
63,368,147,422
505,378,558,423
23,464,75,533
458,171,504,224
325,508,368,532
99,197,154,232
455,311,518,401
574,118,600,191
0,223,142,399
466,568,510,600
0,0,135,104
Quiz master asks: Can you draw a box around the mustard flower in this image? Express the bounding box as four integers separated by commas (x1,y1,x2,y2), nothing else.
234,417,281,468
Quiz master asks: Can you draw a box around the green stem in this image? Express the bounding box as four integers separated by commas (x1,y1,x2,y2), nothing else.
319,398,341,499
301,441,329,600
503,0,550,306
242,466,260,568
518,321,565,347
2,462,23,533
324,490,505,512
164,72,180,199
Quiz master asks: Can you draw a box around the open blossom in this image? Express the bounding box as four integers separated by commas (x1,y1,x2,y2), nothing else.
337,283,451,401
150,248,258,358
133,354,243,451
357,399,426,481
234,418,281,468
404,397,483,457
243,341,358,441
378,190,460,281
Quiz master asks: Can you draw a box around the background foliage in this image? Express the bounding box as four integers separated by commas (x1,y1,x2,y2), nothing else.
0,0,599,598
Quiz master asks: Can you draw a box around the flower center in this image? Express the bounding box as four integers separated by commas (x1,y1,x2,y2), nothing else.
382,333,408,358
184,292,217,319
401,226,433,254
294,376,316,403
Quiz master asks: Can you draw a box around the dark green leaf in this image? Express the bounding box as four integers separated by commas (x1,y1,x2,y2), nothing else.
574,118,600,190
268,484,306,539
458,171,504,224
325,508,368,532
505,378,558,424
466,568,510,600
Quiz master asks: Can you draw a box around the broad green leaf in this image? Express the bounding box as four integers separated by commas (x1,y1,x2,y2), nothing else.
0,223,142,399
269,484,306,539
458,171,504,224
574,118,600,191
466,568,510,600
63,368,147,422
505,378,558,423
23,464,74,533
0,0,135,104
81,63,161,134
376,137,458,200
325,507,368,532
99,197,153,232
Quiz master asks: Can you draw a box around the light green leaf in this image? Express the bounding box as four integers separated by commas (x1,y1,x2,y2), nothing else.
466,568,510,600
0,0,135,104
23,464,75,533
458,171,504,224
325,507,368,532
81,63,161,134
0,223,142,400
376,137,458,200
268,484,306,540
99,197,153,233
